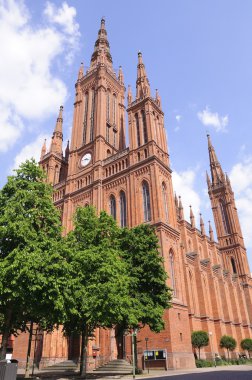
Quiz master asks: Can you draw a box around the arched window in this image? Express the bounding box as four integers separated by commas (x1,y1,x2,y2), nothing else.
113,94,116,125
83,92,89,144
141,110,148,144
162,182,169,222
169,250,176,296
220,199,231,234
106,90,110,122
120,191,127,227
231,257,237,274
135,113,141,147
142,181,151,222
110,195,116,220
90,89,95,142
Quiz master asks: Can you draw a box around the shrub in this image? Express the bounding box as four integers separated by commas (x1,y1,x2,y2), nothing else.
195,359,214,368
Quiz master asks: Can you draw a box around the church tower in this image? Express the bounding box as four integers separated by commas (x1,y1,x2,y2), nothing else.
206,134,250,276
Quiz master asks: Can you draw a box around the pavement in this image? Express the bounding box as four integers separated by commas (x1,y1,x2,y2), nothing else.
16,364,252,380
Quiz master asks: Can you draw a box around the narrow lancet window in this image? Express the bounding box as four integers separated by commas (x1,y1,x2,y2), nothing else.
113,94,116,125
83,93,89,144
120,191,127,227
142,181,151,222
141,110,148,144
90,89,95,142
162,182,169,222
110,195,116,220
135,113,141,147
169,250,176,296
220,199,231,235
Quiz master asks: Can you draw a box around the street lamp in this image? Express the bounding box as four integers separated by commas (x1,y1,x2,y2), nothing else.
145,338,149,374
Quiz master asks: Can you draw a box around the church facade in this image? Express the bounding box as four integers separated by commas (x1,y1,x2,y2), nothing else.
17,18,252,370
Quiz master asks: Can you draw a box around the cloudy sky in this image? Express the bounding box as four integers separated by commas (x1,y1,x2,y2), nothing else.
1,0,252,269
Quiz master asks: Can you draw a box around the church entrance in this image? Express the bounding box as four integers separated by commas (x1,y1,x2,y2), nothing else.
115,326,125,359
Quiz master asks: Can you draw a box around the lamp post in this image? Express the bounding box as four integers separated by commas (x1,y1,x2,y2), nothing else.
145,338,149,374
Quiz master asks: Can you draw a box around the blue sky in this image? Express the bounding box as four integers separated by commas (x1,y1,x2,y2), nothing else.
1,0,252,270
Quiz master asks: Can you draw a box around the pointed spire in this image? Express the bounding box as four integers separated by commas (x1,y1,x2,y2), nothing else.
127,85,132,105
155,89,161,107
78,62,84,80
190,205,195,228
207,134,225,186
208,220,214,241
118,66,124,84
178,196,184,220
40,139,47,160
65,140,69,161
50,106,63,155
226,173,232,190
200,213,206,235
206,171,211,189
90,18,113,69
136,51,150,100
174,193,178,208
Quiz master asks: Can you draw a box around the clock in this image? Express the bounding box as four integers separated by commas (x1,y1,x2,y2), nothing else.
80,153,92,167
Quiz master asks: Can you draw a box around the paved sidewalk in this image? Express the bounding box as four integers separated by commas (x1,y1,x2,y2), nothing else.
17,364,252,379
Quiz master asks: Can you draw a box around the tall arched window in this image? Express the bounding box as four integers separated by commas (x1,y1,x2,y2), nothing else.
142,181,151,222
83,92,89,144
120,191,127,227
220,199,231,234
169,250,176,296
106,90,110,122
162,182,169,222
141,110,148,144
110,195,116,220
231,257,237,274
135,113,141,147
113,94,117,125
90,89,95,142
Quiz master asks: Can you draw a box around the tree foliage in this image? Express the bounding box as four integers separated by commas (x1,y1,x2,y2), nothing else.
63,206,172,376
0,160,68,360
241,338,252,357
220,335,237,360
191,331,209,359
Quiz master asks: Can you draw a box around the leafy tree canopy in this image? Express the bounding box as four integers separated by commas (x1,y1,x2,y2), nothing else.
220,335,237,360
241,338,252,354
0,160,68,359
191,331,209,359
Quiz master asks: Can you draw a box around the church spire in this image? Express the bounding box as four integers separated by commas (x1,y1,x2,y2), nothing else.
90,18,113,69
127,85,132,105
50,106,63,155
78,62,84,80
136,51,150,100
190,205,195,228
200,213,206,235
40,139,47,160
208,221,214,241
207,134,225,186
118,66,124,84
178,196,184,220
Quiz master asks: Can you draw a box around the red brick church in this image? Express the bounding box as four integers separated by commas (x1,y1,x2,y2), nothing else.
14,18,252,370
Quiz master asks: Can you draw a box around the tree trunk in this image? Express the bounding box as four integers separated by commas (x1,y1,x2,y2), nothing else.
0,308,12,360
198,347,201,360
80,325,89,377
227,349,230,362
24,321,34,378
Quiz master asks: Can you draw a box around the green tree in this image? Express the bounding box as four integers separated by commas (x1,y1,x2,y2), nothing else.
119,224,172,332
241,338,252,358
0,160,68,370
191,331,209,359
63,207,134,377
220,335,237,361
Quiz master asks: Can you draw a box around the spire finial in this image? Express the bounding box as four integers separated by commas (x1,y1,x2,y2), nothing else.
207,134,225,186
40,139,47,160
90,18,113,69
136,51,150,100
118,65,124,84
78,62,84,80
127,85,132,105
50,106,63,154
190,205,195,228
200,213,206,235
178,196,184,220
208,220,214,241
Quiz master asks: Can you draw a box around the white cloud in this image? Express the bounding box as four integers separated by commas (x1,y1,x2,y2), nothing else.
175,114,182,122
0,0,80,152
197,106,228,132
172,169,201,222
230,156,252,249
11,133,50,171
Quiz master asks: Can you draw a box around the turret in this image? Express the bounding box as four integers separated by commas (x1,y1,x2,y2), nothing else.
50,106,63,155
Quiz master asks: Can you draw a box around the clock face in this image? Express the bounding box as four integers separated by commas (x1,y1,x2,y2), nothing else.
80,153,92,167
